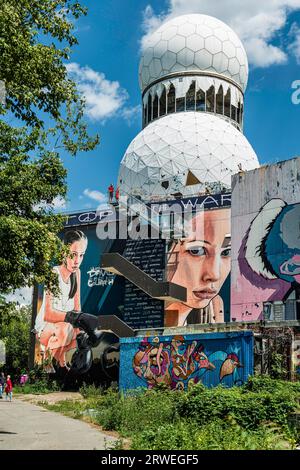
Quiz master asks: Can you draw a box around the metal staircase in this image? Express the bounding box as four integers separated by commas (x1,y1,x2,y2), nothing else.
101,252,186,303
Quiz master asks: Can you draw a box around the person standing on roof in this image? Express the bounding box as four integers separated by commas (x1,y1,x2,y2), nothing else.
108,184,114,203
115,186,120,203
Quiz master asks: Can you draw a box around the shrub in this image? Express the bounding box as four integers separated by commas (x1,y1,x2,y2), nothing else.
79,383,104,399
93,388,180,437
131,418,294,450
244,376,300,395
15,378,60,394
175,381,299,429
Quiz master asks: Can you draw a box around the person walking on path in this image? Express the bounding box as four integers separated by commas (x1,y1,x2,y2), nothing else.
5,375,13,402
0,372,5,398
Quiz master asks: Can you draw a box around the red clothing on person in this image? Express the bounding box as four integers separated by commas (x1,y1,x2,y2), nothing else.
115,188,119,201
108,185,114,194
5,378,12,393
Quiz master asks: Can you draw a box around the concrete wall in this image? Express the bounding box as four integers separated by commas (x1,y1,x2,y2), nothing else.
119,331,253,391
231,157,300,322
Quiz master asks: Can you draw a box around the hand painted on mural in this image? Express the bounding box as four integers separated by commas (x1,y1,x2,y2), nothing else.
165,208,231,326
34,230,88,370
132,336,243,389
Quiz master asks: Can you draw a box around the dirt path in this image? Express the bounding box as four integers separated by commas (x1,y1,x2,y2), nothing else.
17,391,83,405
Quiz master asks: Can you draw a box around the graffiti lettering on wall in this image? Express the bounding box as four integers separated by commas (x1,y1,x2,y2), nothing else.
165,206,231,326
87,267,115,287
132,336,243,390
236,199,300,320
150,193,231,214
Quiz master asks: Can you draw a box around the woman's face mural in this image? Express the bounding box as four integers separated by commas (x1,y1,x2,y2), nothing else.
168,208,231,311
65,239,87,274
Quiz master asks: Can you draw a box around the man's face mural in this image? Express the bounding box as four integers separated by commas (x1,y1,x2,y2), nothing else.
245,199,300,285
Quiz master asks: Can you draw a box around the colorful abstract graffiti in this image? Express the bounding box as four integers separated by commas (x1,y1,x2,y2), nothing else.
132,335,244,390
165,206,231,327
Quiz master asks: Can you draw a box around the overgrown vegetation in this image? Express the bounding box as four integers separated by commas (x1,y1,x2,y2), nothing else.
42,377,300,450
13,364,59,394
14,378,60,394
0,297,31,372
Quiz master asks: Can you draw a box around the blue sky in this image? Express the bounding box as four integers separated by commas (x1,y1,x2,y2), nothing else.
7,0,300,304
58,0,300,213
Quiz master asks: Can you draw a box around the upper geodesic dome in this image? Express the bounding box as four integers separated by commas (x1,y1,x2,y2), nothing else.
139,14,248,93
118,112,259,201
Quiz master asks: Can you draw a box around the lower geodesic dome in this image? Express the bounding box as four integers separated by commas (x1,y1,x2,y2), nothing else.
118,112,259,201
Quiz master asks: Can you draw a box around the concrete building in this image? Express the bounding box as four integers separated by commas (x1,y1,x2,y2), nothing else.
31,14,300,388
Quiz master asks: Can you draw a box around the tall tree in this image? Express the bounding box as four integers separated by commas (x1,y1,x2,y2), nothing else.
0,0,99,293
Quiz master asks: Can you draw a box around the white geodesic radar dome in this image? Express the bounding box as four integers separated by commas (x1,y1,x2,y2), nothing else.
118,112,259,200
139,14,248,93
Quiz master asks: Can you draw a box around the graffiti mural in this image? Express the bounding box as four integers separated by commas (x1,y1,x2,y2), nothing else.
132,336,242,389
165,206,231,326
119,332,253,391
33,226,126,377
231,159,300,321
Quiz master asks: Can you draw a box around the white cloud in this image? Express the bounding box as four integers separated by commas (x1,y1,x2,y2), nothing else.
121,105,142,125
33,196,67,213
51,196,67,210
66,62,139,123
82,189,112,210
83,189,107,203
141,1,300,67
288,22,300,63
